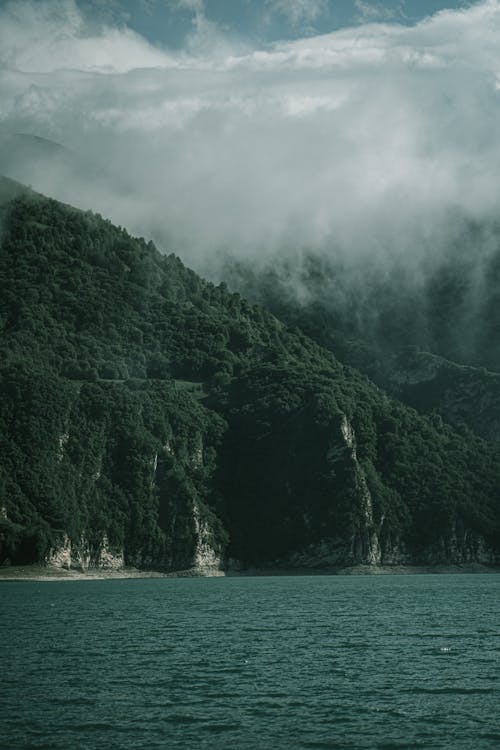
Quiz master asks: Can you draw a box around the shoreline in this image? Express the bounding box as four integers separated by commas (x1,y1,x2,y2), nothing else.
1,562,499,581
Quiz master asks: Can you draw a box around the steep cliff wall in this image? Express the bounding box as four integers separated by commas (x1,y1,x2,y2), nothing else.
47,533,124,571
1,188,500,571
245,416,500,570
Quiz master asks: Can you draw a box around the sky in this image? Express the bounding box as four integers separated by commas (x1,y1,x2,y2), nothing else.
75,1,472,47
0,0,498,270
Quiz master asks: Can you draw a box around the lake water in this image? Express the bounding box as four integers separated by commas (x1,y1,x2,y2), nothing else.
1,574,500,749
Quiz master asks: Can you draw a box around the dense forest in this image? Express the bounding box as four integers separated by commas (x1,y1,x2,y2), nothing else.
223,244,500,446
1,177,499,570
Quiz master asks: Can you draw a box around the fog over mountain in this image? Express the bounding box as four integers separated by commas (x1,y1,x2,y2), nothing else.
2,1,500,576
1,0,499,274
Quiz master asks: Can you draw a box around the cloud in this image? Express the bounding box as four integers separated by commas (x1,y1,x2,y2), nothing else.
0,0,174,73
82,0,131,26
1,0,500,272
264,0,328,27
354,1,407,24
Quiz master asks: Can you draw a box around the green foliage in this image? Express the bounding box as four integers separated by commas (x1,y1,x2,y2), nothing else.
1,188,499,568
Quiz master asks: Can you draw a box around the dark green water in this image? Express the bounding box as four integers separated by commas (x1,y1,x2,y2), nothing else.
1,574,500,749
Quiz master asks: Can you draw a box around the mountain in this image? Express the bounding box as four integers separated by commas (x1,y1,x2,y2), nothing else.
222,246,500,445
0,132,117,220
0,133,95,187
1,179,499,572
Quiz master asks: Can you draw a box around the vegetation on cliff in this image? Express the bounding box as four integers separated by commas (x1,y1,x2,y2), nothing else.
1,183,499,567
223,247,500,445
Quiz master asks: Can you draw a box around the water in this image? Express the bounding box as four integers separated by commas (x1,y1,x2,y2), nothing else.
1,574,500,750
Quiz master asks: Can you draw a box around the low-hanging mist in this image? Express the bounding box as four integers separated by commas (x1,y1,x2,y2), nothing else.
1,0,500,275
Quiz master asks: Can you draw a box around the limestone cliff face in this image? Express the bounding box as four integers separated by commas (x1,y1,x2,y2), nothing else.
47,533,124,571
272,528,498,570
264,414,391,570
38,415,500,572
343,412,499,567
419,526,499,566
191,502,224,574
127,439,225,573
126,499,224,574
269,414,498,570
47,534,72,569
5,186,500,575
337,414,383,566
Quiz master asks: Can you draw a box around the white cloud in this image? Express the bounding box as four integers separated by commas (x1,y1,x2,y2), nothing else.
264,0,328,27
1,0,500,271
0,0,174,73
354,1,407,24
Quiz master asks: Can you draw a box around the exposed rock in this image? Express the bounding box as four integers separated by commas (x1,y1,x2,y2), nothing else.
3,188,500,574
245,528,498,571
57,432,69,462
192,502,223,573
96,535,125,570
420,526,499,565
190,436,204,469
47,533,124,571
71,535,91,571
379,535,412,565
340,414,381,564
151,452,158,485
47,533,72,569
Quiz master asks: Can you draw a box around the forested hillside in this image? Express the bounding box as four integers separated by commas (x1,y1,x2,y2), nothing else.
223,247,500,445
1,180,499,570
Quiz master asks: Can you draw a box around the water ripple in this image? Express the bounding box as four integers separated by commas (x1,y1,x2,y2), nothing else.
1,574,500,749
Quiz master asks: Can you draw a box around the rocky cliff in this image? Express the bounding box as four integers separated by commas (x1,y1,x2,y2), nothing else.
1,183,499,571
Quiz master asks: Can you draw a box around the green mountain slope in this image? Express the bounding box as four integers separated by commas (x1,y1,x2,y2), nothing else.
223,249,500,445
1,183,499,570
